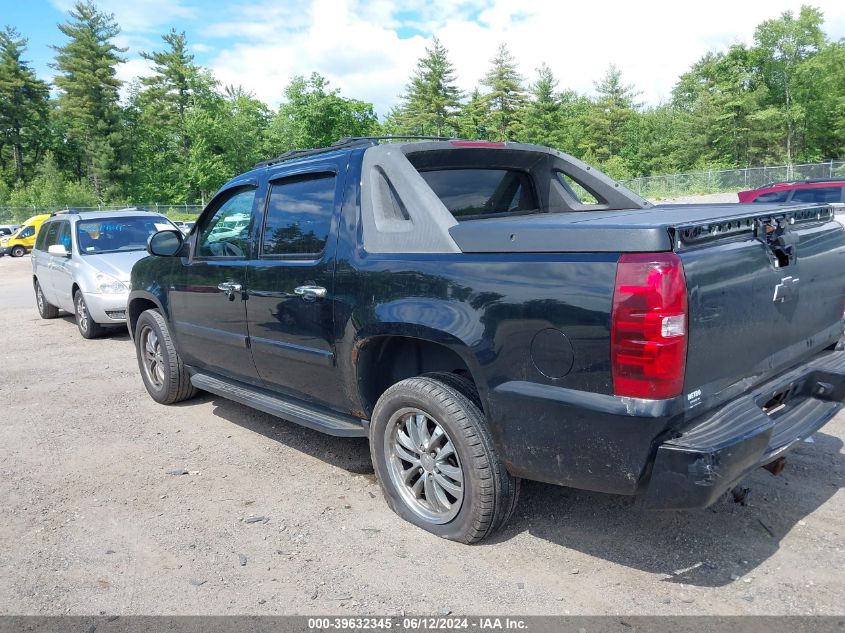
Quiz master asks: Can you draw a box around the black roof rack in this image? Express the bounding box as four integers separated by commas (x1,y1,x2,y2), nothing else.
49,207,143,217
253,135,460,169
761,177,845,188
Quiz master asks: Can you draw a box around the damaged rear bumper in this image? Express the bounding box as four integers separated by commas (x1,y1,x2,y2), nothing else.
643,348,845,509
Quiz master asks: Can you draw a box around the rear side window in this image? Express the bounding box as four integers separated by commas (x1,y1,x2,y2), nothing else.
418,169,538,221
55,222,72,251
261,173,336,257
557,172,601,205
752,191,789,203
790,187,843,203
34,223,52,251
37,222,60,251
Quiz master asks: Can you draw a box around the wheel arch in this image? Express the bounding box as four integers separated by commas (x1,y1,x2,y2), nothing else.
127,291,165,341
353,328,486,419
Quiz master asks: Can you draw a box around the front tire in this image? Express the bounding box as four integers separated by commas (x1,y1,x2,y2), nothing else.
10,245,25,257
370,376,519,543
135,309,197,404
35,280,59,319
74,290,106,339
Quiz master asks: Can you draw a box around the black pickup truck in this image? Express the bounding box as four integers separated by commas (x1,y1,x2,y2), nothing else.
128,138,845,543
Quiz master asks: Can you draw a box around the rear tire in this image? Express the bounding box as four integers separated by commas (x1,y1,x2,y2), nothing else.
370,376,519,543
10,245,25,257
34,280,59,319
421,371,483,411
135,309,197,404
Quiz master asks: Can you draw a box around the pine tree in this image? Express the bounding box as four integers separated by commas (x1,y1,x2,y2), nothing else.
0,27,50,182
399,37,462,136
456,88,489,140
522,63,562,147
481,44,526,141
581,65,640,165
51,1,127,200
134,29,205,201
141,30,200,156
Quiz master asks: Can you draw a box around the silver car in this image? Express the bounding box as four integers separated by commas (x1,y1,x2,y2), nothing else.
31,209,179,338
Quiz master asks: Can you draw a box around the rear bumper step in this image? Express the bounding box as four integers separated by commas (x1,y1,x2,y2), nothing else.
190,371,368,438
643,348,845,509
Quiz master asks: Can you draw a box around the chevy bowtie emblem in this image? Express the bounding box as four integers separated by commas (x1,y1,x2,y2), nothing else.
773,276,799,303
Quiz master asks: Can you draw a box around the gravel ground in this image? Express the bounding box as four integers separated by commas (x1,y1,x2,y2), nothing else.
0,254,843,615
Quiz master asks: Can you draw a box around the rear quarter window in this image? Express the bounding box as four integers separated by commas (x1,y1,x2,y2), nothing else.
418,168,538,221
790,187,843,203
34,223,51,251
37,222,60,251
752,191,790,203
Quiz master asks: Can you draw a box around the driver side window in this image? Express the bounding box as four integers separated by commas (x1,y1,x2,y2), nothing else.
196,188,256,258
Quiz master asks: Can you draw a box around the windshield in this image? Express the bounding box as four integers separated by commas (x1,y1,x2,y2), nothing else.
12,225,35,239
76,216,176,255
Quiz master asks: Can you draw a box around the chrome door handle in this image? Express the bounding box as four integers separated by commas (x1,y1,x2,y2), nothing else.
294,285,327,300
217,282,243,301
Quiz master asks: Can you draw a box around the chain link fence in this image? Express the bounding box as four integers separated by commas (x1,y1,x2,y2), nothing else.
623,160,845,199
2,160,844,222
0,203,204,224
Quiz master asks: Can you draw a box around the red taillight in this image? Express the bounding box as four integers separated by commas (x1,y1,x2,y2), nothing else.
611,252,688,400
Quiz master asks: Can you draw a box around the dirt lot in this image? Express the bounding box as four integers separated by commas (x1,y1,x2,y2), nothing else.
0,254,843,615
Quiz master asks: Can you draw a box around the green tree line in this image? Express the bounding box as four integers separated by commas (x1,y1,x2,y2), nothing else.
1,2,843,217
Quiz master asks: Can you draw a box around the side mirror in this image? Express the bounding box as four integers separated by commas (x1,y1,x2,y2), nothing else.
48,244,70,257
148,230,184,257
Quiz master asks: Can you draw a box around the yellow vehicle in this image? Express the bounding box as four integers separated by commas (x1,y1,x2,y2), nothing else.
0,214,50,257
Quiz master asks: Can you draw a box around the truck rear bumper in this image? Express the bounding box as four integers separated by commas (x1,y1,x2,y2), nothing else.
488,348,845,503
643,348,845,509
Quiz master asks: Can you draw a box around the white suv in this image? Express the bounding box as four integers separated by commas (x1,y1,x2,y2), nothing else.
32,209,178,338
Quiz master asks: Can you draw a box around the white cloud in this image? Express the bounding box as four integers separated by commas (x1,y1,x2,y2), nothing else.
105,0,845,116
206,0,429,111
435,0,845,105
116,57,154,88
48,0,197,33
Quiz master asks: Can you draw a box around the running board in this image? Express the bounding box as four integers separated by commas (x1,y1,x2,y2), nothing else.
190,371,368,437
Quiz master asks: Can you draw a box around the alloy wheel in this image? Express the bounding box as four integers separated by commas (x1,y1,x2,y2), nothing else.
139,325,166,389
76,295,89,333
385,407,464,524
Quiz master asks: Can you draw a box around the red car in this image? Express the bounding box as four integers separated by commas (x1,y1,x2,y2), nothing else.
738,178,845,204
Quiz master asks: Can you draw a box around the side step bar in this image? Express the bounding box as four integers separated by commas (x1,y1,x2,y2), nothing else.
190,371,368,438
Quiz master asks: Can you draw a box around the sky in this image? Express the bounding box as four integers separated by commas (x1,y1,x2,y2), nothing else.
4,0,845,117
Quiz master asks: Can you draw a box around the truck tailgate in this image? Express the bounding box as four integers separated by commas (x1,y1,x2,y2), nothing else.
675,205,845,409
449,201,845,405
